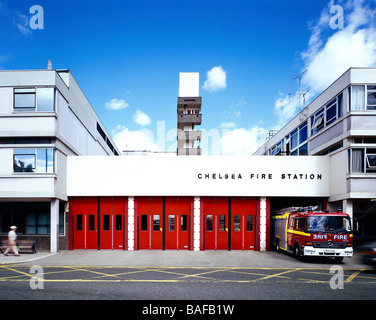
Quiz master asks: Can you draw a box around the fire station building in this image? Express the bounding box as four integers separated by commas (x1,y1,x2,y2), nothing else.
1,65,375,253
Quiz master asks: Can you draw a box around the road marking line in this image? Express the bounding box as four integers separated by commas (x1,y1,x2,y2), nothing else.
345,270,364,283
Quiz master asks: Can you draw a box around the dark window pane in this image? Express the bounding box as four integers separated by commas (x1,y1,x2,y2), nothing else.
116,215,122,231
76,215,82,231
103,215,110,231
246,215,253,231
88,215,95,231
206,215,213,231
141,215,147,231
181,215,187,231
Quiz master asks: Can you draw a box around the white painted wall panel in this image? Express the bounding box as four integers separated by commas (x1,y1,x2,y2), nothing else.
67,156,330,197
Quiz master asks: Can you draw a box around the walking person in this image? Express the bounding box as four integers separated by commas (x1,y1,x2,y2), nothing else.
4,226,20,256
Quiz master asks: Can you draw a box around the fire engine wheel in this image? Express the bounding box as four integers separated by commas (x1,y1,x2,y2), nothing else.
275,240,280,252
294,244,302,260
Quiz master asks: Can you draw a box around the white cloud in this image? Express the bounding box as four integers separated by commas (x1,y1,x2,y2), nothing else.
105,98,129,110
272,0,376,128
112,125,158,152
14,10,31,35
219,122,236,129
203,66,227,92
301,0,376,93
220,127,268,155
133,110,151,126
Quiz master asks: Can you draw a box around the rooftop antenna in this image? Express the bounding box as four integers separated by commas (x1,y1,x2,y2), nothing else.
288,70,309,121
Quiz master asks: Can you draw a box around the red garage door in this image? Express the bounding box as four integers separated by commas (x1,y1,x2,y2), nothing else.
100,197,127,250
201,197,229,250
165,197,191,250
136,197,192,250
69,197,127,250
137,197,163,250
231,198,256,250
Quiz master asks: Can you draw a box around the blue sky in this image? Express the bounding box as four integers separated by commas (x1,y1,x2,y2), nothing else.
1,0,376,154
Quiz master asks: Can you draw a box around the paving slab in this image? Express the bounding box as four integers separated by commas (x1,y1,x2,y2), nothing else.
0,250,369,269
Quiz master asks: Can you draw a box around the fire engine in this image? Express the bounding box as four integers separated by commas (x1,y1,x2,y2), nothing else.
272,206,353,262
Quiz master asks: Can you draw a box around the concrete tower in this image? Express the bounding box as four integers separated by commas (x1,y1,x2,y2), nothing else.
177,72,202,156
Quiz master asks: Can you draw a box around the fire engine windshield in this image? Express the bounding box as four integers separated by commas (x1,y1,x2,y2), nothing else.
307,216,351,233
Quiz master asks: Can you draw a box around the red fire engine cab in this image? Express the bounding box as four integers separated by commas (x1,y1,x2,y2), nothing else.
272,206,353,262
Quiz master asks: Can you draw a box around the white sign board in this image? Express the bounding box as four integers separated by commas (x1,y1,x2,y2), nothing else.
67,156,330,197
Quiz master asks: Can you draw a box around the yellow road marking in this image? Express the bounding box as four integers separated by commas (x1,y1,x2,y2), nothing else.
255,268,301,281
0,266,374,285
345,270,364,283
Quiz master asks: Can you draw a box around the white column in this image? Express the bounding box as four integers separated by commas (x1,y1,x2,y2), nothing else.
50,199,59,253
128,197,135,250
193,197,201,251
342,199,353,219
259,197,267,251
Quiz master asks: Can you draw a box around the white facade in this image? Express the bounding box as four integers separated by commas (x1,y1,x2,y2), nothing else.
67,155,330,198
254,67,376,243
0,66,120,252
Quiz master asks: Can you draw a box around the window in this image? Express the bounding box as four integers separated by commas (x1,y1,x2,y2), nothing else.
180,215,187,231
206,215,213,231
219,215,226,231
366,154,376,169
88,215,95,231
14,87,55,112
351,148,364,173
116,215,122,231
294,218,306,231
349,148,376,173
270,141,282,156
311,92,343,136
140,215,148,231
326,98,337,125
103,215,110,231
168,215,175,231
311,107,325,135
0,202,64,235
234,215,241,232
298,144,308,156
14,88,35,111
288,121,308,156
76,215,83,231
36,88,55,111
153,215,160,231
246,215,253,231
367,85,376,110
290,128,299,150
13,149,35,172
307,216,351,233
350,85,365,110
13,148,54,173
299,122,308,145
